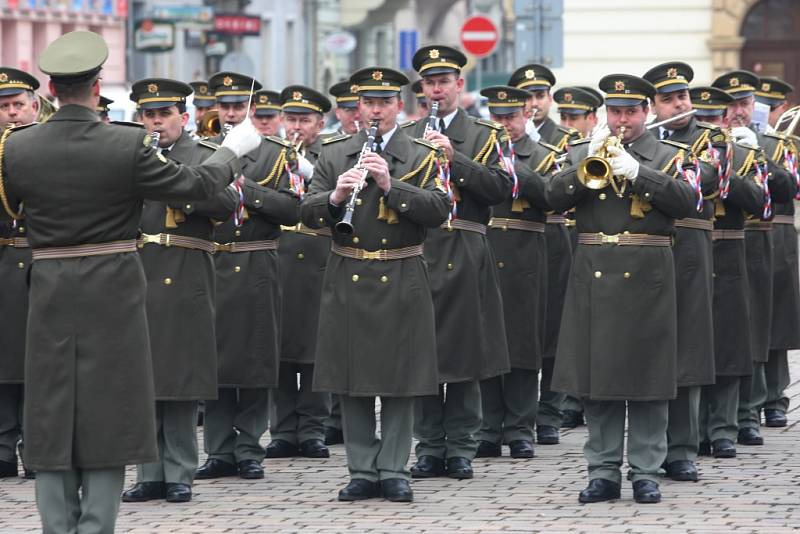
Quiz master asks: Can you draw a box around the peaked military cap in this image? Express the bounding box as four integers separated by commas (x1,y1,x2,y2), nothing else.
508,64,556,92
411,79,426,105
209,71,262,104
643,61,694,94
329,80,359,109
280,85,331,114
576,86,604,104
712,70,759,100
38,31,108,83
189,81,215,108
253,90,281,116
599,74,656,106
689,86,733,117
0,67,40,97
96,95,113,114
349,67,410,98
130,78,192,109
412,45,467,77
553,86,602,115
480,85,528,115
755,77,794,107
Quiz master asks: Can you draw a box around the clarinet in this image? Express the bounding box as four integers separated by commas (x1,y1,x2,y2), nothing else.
335,120,380,235
150,131,161,149
424,100,440,135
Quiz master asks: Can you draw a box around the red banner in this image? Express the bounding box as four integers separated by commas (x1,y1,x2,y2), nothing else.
213,15,260,36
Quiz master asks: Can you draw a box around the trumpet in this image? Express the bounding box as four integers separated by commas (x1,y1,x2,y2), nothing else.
424,100,440,136
196,110,221,138
335,120,380,235
577,126,626,190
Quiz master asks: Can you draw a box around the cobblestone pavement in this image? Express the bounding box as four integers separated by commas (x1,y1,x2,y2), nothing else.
1,353,798,533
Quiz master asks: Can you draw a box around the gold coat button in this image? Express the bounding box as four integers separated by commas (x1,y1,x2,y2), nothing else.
18,226,25,233
254,199,262,205
459,178,465,184
185,204,192,210
319,217,325,224
568,184,574,190
380,275,388,283
164,278,173,285
137,242,145,249
447,263,454,270
234,266,241,273
356,198,363,206
352,237,360,244
352,274,359,282
297,253,305,260
623,230,630,235
401,203,407,209
381,238,388,245
497,261,505,269
624,272,631,279
17,262,24,269
644,192,651,198
594,271,602,278
235,230,241,237
599,193,607,200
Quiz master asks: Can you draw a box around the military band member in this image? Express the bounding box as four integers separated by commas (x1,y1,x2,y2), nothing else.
713,70,797,450
196,71,300,481
475,86,554,459
190,80,216,128
755,77,798,428
509,64,577,445
251,90,282,137
121,78,226,504
1,31,257,533
329,80,361,135
96,95,113,122
642,62,717,482
0,66,38,481
548,74,696,504
690,86,765,459
265,85,333,460
406,45,511,480
300,66,450,502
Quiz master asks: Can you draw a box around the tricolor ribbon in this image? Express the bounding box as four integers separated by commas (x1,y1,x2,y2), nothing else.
783,148,800,200
708,141,731,200
437,158,456,221
495,139,519,200
677,156,703,213
756,160,772,219
285,162,305,200
232,179,246,227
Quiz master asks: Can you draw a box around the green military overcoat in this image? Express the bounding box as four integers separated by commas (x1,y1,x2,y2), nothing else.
0,222,28,383
2,104,239,470
302,128,450,396
546,132,696,401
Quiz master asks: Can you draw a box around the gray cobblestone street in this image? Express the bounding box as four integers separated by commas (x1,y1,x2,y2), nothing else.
1,352,798,533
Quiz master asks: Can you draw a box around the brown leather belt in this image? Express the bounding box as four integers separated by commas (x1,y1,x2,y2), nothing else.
546,214,567,224
772,215,795,225
674,218,714,231
440,219,487,235
0,237,29,248
578,232,672,247
281,223,332,237
331,242,423,261
712,229,745,240
745,221,773,231
137,233,215,254
488,217,545,233
32,239,138,261
214,240,278,253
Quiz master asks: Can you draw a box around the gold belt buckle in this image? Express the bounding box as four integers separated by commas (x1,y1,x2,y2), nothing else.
599,232,620,244
140,233,163,245
361,249,384,260
215,242,233,253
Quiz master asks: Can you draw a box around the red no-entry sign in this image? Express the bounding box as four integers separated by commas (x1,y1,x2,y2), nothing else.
460,15,499,58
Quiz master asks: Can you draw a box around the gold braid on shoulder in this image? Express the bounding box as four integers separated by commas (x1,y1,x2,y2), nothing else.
534,151,557,174
474,128,498,165
690,129,710,157
0,127,24,220
737,148,756,178
771,139,785,164
258,148,287,188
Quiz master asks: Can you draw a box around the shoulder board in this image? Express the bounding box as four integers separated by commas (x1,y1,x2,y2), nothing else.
413,138,438,150
568,137,591,147
111,120,144,128
322,133,351,145
708,130,727,144
695,121,719,131
197,140,219,151
557,125,579,136
763,131,785,140
660,139,690,150
537,140,562,153
400,120,417,129
265,135,292,148
475,118,503,130
8,123,37,133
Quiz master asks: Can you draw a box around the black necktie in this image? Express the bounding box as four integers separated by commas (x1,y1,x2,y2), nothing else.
373,136,383,154
438,118,446,134
661,129,670,140
161,148,170,158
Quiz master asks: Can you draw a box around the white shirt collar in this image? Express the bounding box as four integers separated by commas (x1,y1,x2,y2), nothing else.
376,124,398,151
440,108,458,131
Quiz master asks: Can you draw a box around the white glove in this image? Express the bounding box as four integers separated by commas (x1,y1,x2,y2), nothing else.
525,120,541,143
221,120,261,158
297,153,315,179
606,144,640,182
731,126,758,148
588,126,611,157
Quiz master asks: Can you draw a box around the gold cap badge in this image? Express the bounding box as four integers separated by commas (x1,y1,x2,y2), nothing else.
497,91,507,100
525,69,535,79
223,76,233,87
429,49,440,59
292,90,303,100
564,92,573,102
147,83,158,94
761,82,771,92
0,73,7,83
199,85,208,94
667,67,678,78
615,81,625,91
730,77,739,87
372,70,383,81
701,91,711,101
350,84,359,94
259,95,268,103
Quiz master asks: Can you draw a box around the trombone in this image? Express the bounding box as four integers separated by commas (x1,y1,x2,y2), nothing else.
774,105,800,136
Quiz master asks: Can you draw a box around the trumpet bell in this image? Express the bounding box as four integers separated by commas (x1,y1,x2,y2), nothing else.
196,110,221,138
577,156,612,189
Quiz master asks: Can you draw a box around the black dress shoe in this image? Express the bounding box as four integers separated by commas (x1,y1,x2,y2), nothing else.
562,409,585,429
536,425,560,445
737,427,764,445
195,458,238,479
337,478,379,501
121,482,166,502
380,478,413,502
475,440,502,458
764,408,787,427
238,459,264,479
264,439,299,458
698,441,711,456
446,457,473,479
632,479,661,503
324,426,344,445
165,483,192,503
711,438,736,458
0,460,17,478
22,468,35,480
578,478,621,503
410,455,446,478
299,439,330,458
664,459,698,482
508,440,534,459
